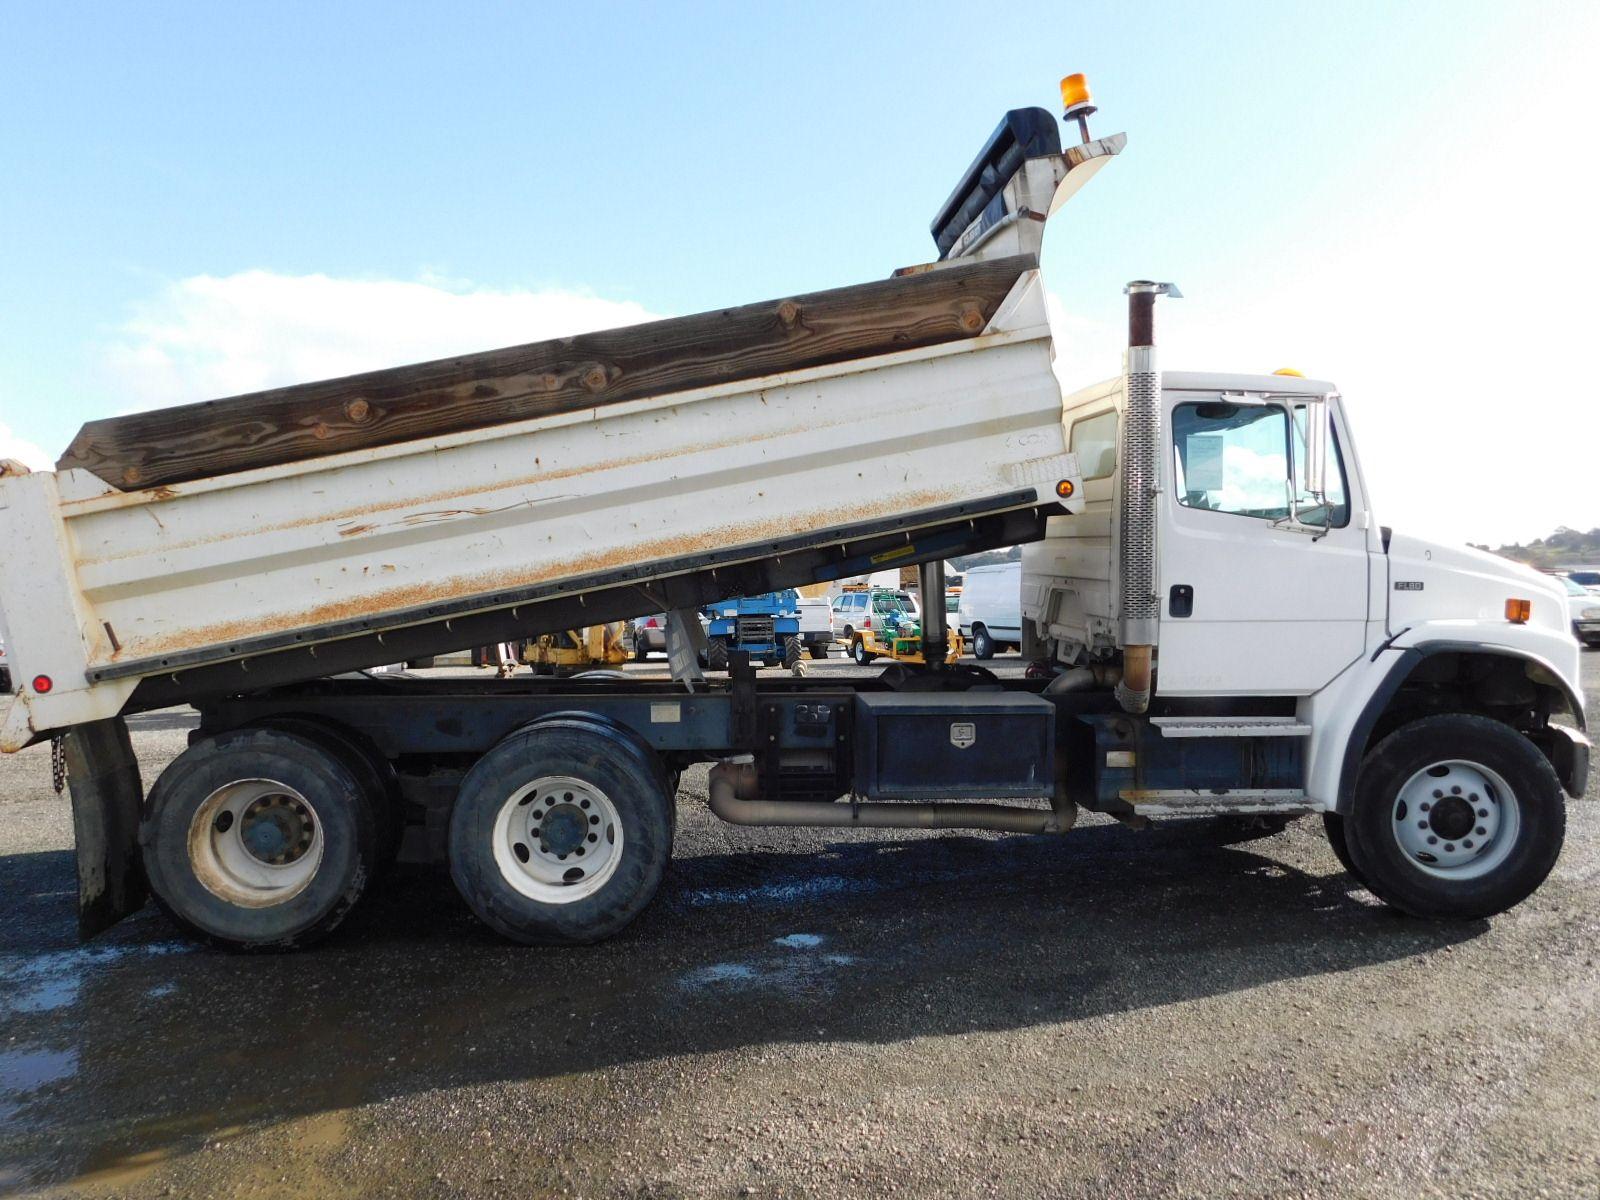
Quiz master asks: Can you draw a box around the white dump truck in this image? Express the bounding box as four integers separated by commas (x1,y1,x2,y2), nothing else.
0,79,1586,950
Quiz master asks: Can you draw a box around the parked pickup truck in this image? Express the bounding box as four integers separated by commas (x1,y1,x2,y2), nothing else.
0,75,1586,952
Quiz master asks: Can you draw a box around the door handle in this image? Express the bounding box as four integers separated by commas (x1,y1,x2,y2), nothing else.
1169,584,1193,618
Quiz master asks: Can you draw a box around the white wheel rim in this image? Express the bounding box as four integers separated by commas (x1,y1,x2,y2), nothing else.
1391,759,1521,880
187,778,325,908
491,775,623,904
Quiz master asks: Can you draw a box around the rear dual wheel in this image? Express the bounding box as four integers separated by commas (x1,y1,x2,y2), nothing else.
140,728,382,950
448,720,674,945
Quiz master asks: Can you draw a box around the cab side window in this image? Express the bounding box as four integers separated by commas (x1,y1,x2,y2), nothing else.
1069,410,1118,481
1172,401,1348,526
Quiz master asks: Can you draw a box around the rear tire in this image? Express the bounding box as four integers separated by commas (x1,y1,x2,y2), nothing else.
253,716,404,873
448,720,673,945
851,637,873,665
972,625,995,660
783,635,803,670
140,728,379,950
808,645,829,660
1343,714,1564,920
705,638,730,672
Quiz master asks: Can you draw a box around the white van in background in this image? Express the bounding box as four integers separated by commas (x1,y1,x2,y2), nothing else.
957,561,1022,659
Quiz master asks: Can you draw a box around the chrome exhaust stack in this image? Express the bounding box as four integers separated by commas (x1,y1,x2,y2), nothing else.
1116,280,1179,715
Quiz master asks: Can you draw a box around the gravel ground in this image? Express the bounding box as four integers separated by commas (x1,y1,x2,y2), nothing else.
0,653,1596,1199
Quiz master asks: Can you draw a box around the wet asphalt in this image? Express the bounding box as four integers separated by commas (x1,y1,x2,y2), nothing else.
0,653,1597,1199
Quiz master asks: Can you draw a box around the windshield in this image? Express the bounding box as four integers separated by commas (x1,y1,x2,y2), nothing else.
1561,576,1589,596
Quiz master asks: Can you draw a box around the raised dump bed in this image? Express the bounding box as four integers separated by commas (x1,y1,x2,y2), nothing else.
0,253,1081,746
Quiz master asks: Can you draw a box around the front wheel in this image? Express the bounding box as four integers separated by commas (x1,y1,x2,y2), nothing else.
1322,812,1366,885
783,635,803,670
448,720,674,945
1343,714,1565,920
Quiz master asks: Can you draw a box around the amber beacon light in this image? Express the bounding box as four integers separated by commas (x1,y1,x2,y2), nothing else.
1505,598,1531,624
1060,73,1097,143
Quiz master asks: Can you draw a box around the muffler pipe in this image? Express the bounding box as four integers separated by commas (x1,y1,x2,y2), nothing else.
1043,663,1121,695
707,762,1074,835
1116,280,1179,715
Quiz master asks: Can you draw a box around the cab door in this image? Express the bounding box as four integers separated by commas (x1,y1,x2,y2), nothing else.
1154,391,1373,697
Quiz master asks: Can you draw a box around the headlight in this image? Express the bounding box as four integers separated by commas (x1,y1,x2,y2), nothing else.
1583,608,1600,619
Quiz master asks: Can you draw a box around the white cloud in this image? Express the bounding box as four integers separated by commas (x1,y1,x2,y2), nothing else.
105,271,662,409
0,421,51,471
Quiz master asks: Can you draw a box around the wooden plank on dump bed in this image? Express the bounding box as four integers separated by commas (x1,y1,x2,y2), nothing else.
59,254,1037,491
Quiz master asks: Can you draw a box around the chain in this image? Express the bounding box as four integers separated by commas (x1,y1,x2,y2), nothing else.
51,735,66,795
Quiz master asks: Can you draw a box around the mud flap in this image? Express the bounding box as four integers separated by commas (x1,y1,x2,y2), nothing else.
63,717,148,939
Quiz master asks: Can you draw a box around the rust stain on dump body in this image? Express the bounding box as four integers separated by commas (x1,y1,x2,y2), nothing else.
124,487,968,663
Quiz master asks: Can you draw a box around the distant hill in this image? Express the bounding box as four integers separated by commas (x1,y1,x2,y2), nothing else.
1471,526,1600,570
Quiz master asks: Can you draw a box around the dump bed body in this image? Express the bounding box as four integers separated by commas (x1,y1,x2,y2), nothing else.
0,257,1080,748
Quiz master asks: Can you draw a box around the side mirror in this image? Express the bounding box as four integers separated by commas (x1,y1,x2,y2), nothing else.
1272,397,1333,537
1302,397,1330,502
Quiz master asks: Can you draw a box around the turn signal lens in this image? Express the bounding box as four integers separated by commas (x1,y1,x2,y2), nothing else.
1505,598,1531,624
1055,479,1075,498
32,675,52,694
1059,73,1094,115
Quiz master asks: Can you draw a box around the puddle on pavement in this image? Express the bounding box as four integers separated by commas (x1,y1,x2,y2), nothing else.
0,1046,78,1119
677,873,879,909
0,941,192,1019
679,932,857,995
773,933,824,949
71,1109,355,1195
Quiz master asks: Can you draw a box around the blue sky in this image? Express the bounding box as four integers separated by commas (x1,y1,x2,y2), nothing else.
3,1,1597,544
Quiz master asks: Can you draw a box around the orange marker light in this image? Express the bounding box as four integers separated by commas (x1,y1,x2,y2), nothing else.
1059,73,1094,116
1273,368,1305,377
1055,479,1076,499
1505,598,1531,624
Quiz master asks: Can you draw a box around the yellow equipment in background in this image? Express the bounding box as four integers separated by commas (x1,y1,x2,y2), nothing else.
856,625,965,666
524,624,629,675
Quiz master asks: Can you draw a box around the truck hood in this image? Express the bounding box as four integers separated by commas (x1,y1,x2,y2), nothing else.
1387,531,1568,637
